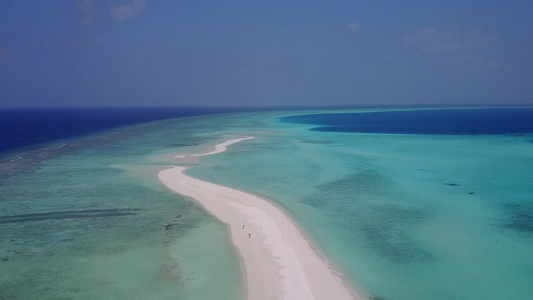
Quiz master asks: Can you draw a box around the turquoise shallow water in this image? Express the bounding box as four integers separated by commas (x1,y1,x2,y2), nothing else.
0,118,244,300
187,109,533,300
1,108,532,299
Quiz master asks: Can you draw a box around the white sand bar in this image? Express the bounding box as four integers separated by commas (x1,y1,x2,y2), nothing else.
174,137,254,158
159,137,361,300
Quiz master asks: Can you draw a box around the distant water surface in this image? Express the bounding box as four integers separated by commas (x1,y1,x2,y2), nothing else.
0,107,240,153
281,107,533,135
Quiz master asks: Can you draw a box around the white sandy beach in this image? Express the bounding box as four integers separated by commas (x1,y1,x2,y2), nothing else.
159,137,361,300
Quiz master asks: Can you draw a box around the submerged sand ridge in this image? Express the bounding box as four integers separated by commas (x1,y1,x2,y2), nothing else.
158,137,360,300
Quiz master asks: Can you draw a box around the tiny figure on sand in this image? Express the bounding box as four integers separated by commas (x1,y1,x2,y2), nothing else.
242,225,245,229
248,233,251,238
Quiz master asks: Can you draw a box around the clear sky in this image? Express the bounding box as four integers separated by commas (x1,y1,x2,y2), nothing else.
1,0,532,108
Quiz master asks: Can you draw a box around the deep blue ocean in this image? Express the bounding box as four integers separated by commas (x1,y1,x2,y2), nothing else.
281,107,533,135
5,107,531,155
0,107,240,153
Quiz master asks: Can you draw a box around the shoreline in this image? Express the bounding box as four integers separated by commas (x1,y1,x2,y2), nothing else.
158,137,362,300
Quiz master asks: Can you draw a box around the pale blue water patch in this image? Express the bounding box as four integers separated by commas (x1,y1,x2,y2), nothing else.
187,108,533,300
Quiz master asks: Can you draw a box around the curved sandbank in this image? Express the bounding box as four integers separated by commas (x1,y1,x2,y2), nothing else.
159,137,361,300
174,137,254,158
